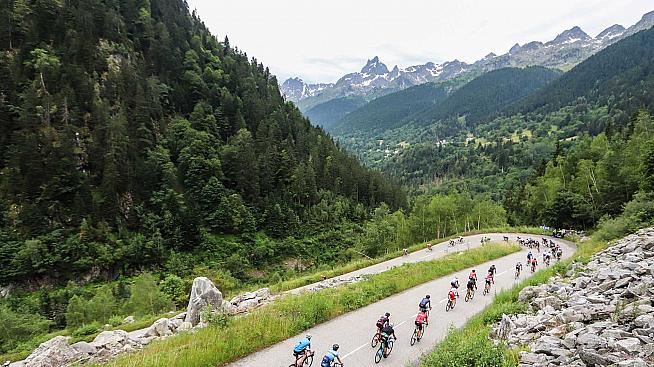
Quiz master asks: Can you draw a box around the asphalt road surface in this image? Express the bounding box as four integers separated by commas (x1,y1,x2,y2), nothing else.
228,233,575,367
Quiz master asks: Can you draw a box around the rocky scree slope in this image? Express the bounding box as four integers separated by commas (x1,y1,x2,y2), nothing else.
493,228,654,366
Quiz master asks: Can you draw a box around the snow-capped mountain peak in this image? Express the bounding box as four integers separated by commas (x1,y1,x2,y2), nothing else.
281,9,654,104
597,24,626,40
549,26,591,45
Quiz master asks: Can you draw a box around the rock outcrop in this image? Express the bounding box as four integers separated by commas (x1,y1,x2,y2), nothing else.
493,227,654,366
184,277,223,326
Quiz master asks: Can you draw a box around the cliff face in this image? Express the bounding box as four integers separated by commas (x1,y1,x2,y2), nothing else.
494,227,654,366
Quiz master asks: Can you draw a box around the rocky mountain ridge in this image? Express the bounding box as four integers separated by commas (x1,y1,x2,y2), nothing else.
282,10,654,108
494,227,654,366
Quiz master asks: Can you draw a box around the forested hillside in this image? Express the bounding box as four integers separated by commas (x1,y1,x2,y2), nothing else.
509,26,654,115
304,95,367,130
380,26,654,232
408,67,560,128
0,0,406,287
333,81,453,134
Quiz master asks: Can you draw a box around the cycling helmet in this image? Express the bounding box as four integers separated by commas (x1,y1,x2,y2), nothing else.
385,312,390,317
306,334,312,340
333,344,340,351
426,295,431,299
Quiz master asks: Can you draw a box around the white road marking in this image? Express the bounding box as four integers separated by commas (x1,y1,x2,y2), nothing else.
342,343,368,359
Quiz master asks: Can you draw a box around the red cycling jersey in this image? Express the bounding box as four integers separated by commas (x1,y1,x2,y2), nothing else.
468,271,477,280
415,312,428,324
448,290,456,300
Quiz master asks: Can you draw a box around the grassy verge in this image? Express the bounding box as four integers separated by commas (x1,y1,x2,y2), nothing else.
101,242,520,367
420,237,609,367
270,226,547,293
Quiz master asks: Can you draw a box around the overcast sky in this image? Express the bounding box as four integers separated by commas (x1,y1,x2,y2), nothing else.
186,0,653,84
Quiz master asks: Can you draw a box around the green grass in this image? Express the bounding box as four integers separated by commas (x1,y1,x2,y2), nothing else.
420,236,609,367
101,242,521,367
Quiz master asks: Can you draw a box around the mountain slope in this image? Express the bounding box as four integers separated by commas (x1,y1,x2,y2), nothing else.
333,82,451,134
0,0,405,286
509,25,654,116
304,95,367,129
408,67,561,128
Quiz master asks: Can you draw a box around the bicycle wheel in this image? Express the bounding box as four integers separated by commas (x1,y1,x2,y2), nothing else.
371,333,379,348
304,353,313,367
483,284,489,295
446,299,452,312
374,346,383,363
410,329,418,346
385,339,394,357
465,290,471,302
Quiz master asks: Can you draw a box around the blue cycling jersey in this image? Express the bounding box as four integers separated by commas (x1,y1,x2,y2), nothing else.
321,350,339,367
293,338,311,353
419,298,430,307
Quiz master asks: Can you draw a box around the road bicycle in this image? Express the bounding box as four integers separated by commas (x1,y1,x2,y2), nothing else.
483,281,491,295
445,296,456,312
515,268,521,279
289,351,314,367
374,336,395,363
464,286,475,302
371,329,382,348
410,322,426,345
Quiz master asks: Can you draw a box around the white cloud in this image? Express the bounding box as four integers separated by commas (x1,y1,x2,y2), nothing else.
186,0,653,83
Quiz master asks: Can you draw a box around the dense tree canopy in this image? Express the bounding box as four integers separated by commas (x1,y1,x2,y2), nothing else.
0,0,406,285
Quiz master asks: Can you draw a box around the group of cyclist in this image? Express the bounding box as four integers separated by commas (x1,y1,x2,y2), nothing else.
291,236,563,365
292,334,344,367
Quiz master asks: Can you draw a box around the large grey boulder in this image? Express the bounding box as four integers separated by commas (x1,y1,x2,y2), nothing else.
71,341,96,356
90,330,129,349
23,336,80,367
579,350,611,366
145,318,174,337
184,277,223,326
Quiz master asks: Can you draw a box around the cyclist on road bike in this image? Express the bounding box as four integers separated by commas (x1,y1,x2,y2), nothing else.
484,273,493,289
381,322,397,357
531,258,538,271
419,295,432,312
427,243,433,251
516,261,522,274
527,251,533,263
466,277,476,294
293,334,313,366
468,270,478,289
487,265,496,284
448,286,458,305
414,310,428,334
376,312,391,333
450,276,459,289
321,344,344,367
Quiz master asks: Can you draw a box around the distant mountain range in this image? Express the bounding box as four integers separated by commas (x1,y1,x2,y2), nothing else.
282,10,654,114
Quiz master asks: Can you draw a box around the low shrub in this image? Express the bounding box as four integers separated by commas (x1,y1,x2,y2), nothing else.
72,322,102,338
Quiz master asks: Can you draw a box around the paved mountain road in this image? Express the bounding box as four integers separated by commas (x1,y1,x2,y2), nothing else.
228,234,575,367
290,233,532,295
